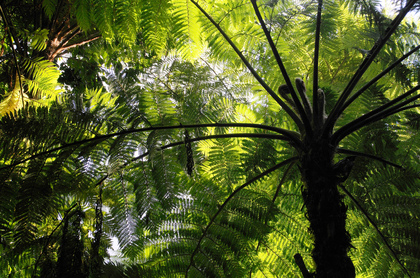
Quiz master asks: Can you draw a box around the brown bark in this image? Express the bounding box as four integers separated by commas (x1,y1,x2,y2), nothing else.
47,33,101,61
46,18,101,61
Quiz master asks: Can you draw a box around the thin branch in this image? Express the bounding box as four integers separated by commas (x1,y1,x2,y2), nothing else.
325,0,417,135
190,0,304,132
215,2,249,26
184,157,299,277
199,57,233,98
257,239,297,275
250,0,312,135
50,32,101,61
336,148,403,169
338,185,411,277
313,0,323,128
330,53,349,84
57,24,80,42
57,34,101,52
339,44,420,115
51,20,70,42
56,26,82,51
0,124,302,171
93,175,109,188
332,85,420,144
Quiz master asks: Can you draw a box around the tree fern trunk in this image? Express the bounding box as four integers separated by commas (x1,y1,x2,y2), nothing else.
300,140,355,277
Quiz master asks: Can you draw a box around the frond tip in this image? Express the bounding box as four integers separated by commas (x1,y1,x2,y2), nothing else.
0,78,27,117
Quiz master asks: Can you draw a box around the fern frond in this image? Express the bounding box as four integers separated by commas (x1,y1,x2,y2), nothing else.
72,0,92,31
42,0,58,20
14,158,62,247
112,0,139,45
91,0,113,41
106,176,141,259
140,0,172,55
31,29,49,51
21,57,62,100
0,77,27,117
171,0,203,59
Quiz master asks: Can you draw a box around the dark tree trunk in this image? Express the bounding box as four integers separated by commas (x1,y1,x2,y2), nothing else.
300,139,355,278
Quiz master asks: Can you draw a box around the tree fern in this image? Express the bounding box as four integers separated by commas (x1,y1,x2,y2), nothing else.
1,0,420,277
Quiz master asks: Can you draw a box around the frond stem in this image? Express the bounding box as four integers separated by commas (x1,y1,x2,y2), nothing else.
271,161,296,203
338,185,411,277
336,148,402,169
324,0,417,136
313,0,323,127
332,85,420,144
131,133,299,164
251,0,312,135
185,156,299,276
0,124,302,170
253,161,296,272
190,0,304,132
54,34,101,58
91,134,298,191
339,44,420,114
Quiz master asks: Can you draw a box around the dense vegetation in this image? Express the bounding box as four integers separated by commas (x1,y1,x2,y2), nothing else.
0,0,419,277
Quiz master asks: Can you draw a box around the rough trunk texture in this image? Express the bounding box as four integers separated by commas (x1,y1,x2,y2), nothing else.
300,140,355,278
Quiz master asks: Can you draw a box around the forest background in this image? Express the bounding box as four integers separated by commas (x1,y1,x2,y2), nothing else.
0,0,419,277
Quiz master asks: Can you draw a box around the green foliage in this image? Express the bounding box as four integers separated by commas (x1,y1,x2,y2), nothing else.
22,57,62,99
1,0,420,277
30,29,49,51
42,0,58,20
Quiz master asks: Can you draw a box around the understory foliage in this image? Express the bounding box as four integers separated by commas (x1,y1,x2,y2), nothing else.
0,0,420,277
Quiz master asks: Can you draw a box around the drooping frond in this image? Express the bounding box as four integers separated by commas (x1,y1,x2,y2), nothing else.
42,0,58,20
0,76,27,117
71,0,92,31
139,0,173,55
171,0,203,59
22,57,62,99
345,164,420,276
